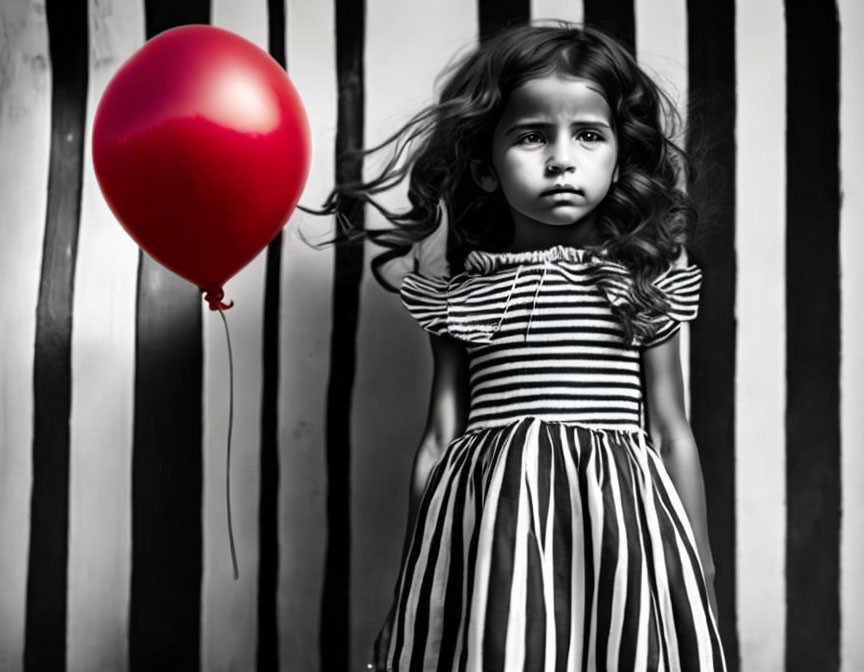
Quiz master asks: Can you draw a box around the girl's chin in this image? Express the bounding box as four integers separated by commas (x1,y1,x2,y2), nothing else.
509,207,600,232
535,213,597,228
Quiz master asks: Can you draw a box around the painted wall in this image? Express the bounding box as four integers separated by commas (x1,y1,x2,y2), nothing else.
0,0,861,671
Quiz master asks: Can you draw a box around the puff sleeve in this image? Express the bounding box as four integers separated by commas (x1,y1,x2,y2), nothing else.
400,272,451,337
641,260,703,348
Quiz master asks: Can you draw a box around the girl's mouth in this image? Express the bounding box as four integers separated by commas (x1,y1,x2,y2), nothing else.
541,186,583,197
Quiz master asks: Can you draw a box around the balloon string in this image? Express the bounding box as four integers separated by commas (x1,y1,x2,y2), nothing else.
218,308,240,580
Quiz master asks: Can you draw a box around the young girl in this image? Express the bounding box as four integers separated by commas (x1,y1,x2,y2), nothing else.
322,22,726,672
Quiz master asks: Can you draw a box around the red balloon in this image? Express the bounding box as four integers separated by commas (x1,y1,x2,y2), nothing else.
92,25,311,309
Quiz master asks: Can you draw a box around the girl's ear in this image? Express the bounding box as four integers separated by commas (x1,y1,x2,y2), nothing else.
612,164,620,183
470,160,499,193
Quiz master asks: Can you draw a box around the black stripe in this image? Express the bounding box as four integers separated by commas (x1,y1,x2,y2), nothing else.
784,2,841,670
320,0,365,667
593,443,627,670
471,376,643,392
472,0,529,327
129,3,209,670
633,464,665,669
478,0,529,42
483,424,527,668
575,429,596,672
390,441,451,664
258,1,286,669
523,529,546,672
24,1,88,668
648,456,725,668
549,429,572,672
653,483,701,667
407,451,464,672
470,350,639,366
685,0,738,668
610,440,643,671
471,395,641,411
437,446,473,669
582,0,636,53
457,435,491,672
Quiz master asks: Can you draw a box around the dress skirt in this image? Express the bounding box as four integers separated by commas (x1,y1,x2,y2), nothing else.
386,418,726,672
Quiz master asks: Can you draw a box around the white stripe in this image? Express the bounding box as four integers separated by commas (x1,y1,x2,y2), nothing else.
503,424,533,671
627,451,651,672
634,0,694,410
472,373,641,389
66,2,142,670
558,426,585,672
635,0,688,143
357,1,478,669
467,430,518,670
471,345,638,367
584,434,604,672
638,454,681,670
450,438,484,667
422,451,459,668
0,2,51,668
472,398,642,414
452,305,629,321
476,331,640,346
519,421,558,671
397,449,454,670
839,1,864,670
735,0,787,669
453,289,613,307
467,413,645,431
671,529,714,669
530,0,583,24
492,318,626,332
472,395,641,414
280,1,337,669
200,4,267,671
652,477,716,669
650,447,726,669
541,428,557,672
603,436,627,672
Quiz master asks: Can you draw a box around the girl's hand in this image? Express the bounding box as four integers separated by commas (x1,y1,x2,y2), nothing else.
703,566,720,626
371,606,395,672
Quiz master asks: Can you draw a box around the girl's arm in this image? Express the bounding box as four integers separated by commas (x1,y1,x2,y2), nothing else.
402,333,470,554
374,333,468,669
641,331,718,614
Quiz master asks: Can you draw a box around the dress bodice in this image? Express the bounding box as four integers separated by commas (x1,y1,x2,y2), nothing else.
401,245,702,431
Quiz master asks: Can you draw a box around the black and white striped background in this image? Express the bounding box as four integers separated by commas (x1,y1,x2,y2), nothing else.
0,0,861,670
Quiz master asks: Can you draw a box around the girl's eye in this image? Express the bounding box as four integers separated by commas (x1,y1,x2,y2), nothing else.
576,130,604,143
518,132,545,145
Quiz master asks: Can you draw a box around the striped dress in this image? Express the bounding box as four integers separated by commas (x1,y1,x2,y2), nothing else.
388,245,726,672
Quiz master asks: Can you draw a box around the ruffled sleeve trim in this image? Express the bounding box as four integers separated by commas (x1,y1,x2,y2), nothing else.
642,262,703,348
400,270,519,343
399,272,450,336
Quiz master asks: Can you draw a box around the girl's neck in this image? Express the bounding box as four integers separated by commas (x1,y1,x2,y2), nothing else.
507,215,602,253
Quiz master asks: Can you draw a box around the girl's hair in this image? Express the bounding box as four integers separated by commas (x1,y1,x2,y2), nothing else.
312,22,697,343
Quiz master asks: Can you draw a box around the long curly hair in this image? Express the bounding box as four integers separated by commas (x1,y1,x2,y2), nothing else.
311,22,698,343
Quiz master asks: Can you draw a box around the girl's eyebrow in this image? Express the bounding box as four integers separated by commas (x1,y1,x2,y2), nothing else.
504,120,613,135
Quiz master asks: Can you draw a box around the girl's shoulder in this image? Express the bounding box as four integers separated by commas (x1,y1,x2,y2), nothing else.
398,245,703,346
651,249,702,296
399,267,504,343
639,249,704,347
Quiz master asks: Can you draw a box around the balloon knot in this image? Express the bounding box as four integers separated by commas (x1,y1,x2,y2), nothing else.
204,288,234,311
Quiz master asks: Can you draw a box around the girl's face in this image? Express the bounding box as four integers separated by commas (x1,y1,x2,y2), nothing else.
481,75,619,240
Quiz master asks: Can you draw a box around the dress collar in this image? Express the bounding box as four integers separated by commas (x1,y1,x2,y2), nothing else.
463,245,610,274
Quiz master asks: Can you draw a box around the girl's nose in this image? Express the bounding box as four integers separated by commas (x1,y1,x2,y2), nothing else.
545,142,576,174
545,160,575,176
